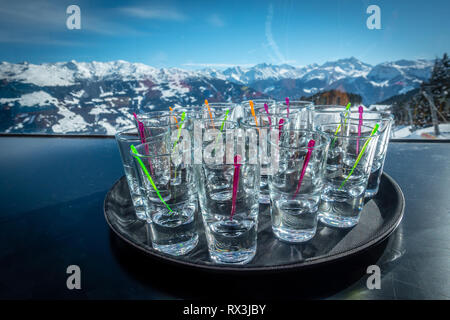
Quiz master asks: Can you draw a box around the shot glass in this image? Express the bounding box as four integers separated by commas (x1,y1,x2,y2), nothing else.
131,136,199,256
115,127,151,221
134,111,173,140
269,129,330,242
276,100,312,130
318,122,379,228
197,121,260,264
241,99,276,120
310,105,351,130
240,114,288,205
344,111,394,198
174,106,210,120
202,102,239,122
276,100,312,116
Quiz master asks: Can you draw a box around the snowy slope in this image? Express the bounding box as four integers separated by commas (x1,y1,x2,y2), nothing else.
0,57,435,135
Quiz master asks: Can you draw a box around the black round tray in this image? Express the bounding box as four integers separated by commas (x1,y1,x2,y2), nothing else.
104,173,404,273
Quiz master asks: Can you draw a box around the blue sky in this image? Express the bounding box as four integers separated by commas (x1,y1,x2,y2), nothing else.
0,0,448,68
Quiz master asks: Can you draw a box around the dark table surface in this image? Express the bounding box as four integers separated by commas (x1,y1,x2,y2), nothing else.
0,136,449,300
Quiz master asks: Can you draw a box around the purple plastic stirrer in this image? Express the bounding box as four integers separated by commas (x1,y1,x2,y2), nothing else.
264,103,272,125
292,139,315,199
357,106,363,154
285,97,290,118
230,155,242,221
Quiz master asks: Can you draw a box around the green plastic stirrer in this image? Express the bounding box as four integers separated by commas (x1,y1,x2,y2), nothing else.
338,123,379,190
130,144,173,213
212,109,230,154
172,111,186,151
331,102,351,147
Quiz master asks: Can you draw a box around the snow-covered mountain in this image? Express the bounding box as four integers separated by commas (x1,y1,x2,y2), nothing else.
0,57,434,134
0,62,266,134
195,57,431,103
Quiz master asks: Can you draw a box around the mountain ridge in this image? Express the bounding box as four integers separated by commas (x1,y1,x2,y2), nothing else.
0,57,435,134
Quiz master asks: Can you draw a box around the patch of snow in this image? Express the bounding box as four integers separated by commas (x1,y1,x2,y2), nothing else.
398,86,414,94
303,88,318,94
263,86,274,93
52,105,90,133
97,119,117,135
369,104,392,111
369,80,389,87
100,91,113,98
0,91,58,107
71,90,85,98
392,123,450,139
88,104,115,115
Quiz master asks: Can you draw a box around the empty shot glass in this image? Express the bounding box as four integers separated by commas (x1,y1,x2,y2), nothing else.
203,102,240,122
115,127,150,221
240,114,288,205
197,121,260,264
134,111,173,140
318,122,380,228
131,136,199,256
275,100,312,131
269,129,330,242
277,99,312,119
241,99,276,121
344,111,394,198
310,105,351,130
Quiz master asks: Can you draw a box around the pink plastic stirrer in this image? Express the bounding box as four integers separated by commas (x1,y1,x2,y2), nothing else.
292,139,315,199
357,106,363,154
230,155,242,221
135,114,154,175
278,118,285,139
285,97,290,118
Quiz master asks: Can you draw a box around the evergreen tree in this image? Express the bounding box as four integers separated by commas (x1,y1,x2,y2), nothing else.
412,53,449,133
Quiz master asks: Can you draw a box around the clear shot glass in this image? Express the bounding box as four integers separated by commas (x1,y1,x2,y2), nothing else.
317,122,380,228
269,129,330,242
202,102,239,122
131,136,199,256
275,100,312,130
115,127,149,221
241,99,276,121
344,111,394,198
196,121,260,264
310,104,352,130
133,110,174,141
240,114,288,205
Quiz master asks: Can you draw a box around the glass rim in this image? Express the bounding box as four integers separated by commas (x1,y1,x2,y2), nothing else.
169,106,205,113
130,140,191,159
135,110,171,118
312,104,358,113
346,111,395,121
241,99,276,106
277,100,314,106
202,102,236,109
240,115,290,129
195,118,239,127
317,122,381,139
115,126,140,141
138,115,173,126
269,129,331,150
